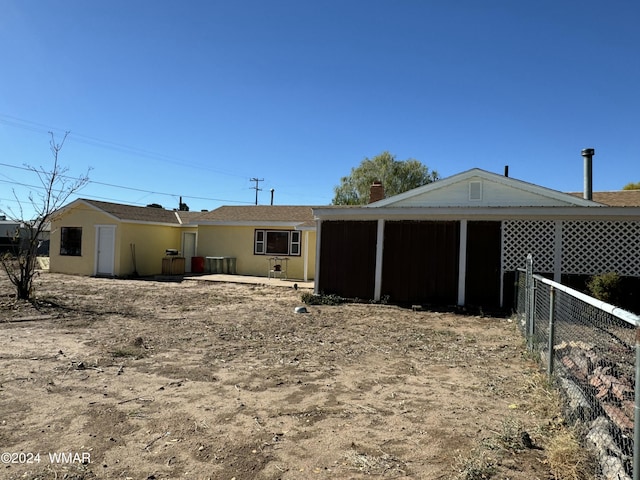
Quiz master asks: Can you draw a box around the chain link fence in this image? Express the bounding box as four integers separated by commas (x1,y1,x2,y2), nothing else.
515,255,640,480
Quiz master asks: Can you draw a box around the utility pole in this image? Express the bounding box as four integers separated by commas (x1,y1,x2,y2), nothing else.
250,178,264,205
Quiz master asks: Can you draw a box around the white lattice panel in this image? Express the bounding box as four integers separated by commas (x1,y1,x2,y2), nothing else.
502,220,556,272
562,221,640,276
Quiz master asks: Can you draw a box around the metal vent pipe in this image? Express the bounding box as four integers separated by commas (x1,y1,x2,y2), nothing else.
581,148,595,200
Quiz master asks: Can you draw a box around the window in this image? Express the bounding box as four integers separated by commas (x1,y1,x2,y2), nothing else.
255,230,264,254
290,231,300,255
254,229,301,256
60,227,82,256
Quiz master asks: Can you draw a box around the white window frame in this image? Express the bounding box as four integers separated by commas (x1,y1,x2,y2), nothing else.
254,229,301,256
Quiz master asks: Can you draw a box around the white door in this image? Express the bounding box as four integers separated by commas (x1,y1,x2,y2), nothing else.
183,232,197,273
96,226,115,276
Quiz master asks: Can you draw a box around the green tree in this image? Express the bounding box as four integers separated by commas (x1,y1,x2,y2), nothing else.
0,132,90,300
623,182,640,190
332,151,439,205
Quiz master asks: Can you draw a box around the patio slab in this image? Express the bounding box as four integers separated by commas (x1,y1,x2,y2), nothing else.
183,273,314,290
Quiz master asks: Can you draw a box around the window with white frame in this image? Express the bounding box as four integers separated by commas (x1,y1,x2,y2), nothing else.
254,229,301,256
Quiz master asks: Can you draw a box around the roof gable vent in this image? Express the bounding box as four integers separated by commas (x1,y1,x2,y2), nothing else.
469,181,482,201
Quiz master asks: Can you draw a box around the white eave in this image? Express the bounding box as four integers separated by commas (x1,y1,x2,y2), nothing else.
313,205,640,221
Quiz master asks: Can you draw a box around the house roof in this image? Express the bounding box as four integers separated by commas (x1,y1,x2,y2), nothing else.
568,190,640,207
77,199,184,224
195,205,316,227
57,200,319,227
367,168,601,208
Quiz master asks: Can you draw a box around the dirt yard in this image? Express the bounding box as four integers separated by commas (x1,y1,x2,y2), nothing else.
0,272,560,479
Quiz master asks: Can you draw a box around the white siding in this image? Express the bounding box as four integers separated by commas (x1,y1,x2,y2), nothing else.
386,177,580,208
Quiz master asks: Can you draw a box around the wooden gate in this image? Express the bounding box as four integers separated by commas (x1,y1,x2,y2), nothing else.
465,221,502,308
318,221,377,299
381,221,459,305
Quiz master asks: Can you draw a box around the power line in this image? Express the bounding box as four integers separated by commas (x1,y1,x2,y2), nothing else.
0,162,254,205
0,113,252,179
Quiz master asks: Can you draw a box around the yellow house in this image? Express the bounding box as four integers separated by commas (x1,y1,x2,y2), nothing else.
49,199,316,281
194,206,316,281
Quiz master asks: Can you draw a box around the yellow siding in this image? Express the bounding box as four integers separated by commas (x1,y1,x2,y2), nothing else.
50,203,183,276
197,225,316,279
118,223,182,276
50,201,316,279
49,206,114,276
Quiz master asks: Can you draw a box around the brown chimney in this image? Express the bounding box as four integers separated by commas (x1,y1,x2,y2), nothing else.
369,181,385,203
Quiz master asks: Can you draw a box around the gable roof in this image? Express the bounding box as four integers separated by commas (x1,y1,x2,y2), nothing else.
568,190,640,207
368,168,602,208
69,199,185,225
195,205,316,227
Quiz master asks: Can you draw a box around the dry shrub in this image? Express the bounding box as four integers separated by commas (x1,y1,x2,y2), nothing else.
519,371,563,419
546,429,595,480
452,448,496,480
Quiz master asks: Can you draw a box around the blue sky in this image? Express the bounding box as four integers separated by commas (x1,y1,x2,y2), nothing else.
1,0,638,218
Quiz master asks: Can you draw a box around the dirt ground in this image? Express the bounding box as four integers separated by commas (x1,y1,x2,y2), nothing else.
0,272,559,480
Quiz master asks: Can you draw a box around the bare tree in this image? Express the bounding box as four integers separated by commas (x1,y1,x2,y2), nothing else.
0,132,90,300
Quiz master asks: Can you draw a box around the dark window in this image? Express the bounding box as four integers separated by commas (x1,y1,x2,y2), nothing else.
266,231,289,255
254,230,301,256
60,227,82,256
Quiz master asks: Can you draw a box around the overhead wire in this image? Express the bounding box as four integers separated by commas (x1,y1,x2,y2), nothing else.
0,113,253,180
0,161,254,205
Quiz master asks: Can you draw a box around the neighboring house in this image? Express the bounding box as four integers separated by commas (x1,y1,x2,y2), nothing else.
312,168,640,310
49,199,316,280
0,217,20,253
0,217,50,254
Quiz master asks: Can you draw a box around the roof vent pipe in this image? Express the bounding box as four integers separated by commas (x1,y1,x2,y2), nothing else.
581,148,595,200
270,188,275,206
504,165,509,177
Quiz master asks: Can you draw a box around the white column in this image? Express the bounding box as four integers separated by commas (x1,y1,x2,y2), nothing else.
303,230,309,282
314,220,321,294
457,220,468,306
373,219,385,301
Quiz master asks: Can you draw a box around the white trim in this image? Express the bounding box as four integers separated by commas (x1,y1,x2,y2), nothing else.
303,231,309,282
253,229,301,256
314,205,640,221
373,219,385,301
457,220,467,306
196,220,309,227
314,220,321,294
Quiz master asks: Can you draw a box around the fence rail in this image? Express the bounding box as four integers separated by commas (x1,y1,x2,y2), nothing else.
516,255,640,480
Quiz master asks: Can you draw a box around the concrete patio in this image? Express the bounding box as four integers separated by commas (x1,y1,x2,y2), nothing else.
183,273,314,290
